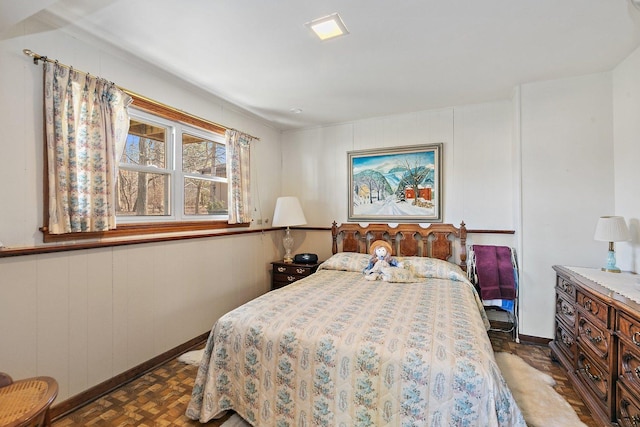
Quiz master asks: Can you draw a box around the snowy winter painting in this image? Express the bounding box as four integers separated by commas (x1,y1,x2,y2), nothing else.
348,144,442,222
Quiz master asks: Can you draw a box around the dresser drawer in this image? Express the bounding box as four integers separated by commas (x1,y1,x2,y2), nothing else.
273,272,303,285
557,275,577,300
577,347,610,412
577,289,609,327
618,312,640,348
556,293,576,330
273,264,317,276
619,340,640,396
617,382,640,427
578,312,610,360
554,321,577,364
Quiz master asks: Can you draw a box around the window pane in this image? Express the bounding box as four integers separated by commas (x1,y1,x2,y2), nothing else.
184,178,228,215
214,143,226,178
117,170,170,216
124,119,166,167
182,133,226,178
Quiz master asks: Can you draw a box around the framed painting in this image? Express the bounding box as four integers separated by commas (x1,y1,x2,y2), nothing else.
348,143,442,222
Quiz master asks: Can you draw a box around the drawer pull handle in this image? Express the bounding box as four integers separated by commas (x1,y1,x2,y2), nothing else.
296,268,306,274
583,299,592,311
623,353,640,379
277,266,286,272
561,304,574,316
287,275,296,282
621,399,640,427
633,331,640,347
584,327,603,344
578,363,600,382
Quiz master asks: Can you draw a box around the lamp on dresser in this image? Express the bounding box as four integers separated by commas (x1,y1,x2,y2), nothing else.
594,215,629,273
272,196,307,263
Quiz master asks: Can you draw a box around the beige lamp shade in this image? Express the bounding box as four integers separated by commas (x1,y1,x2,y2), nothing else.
593,216,629,242
272,197,307,227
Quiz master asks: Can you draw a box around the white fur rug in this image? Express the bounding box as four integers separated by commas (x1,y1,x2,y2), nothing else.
494,352,588,427
180,350,587,426
220,413,252,427
177,348,204,366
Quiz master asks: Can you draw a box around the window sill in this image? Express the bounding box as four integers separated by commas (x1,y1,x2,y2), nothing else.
41,220,245,243
1,221,252,258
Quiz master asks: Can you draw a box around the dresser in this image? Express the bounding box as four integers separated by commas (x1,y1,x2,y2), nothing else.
551,265,640,426
271,261,321,290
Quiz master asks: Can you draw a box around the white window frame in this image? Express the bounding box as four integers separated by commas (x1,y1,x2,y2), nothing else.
118,108,228,224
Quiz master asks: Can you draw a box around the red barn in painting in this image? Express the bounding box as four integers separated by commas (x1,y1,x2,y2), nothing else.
405,187,432,200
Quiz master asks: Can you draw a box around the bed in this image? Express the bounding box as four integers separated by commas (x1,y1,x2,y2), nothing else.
186,222,525,426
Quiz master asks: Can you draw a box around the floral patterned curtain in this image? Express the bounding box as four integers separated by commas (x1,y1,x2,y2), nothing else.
226,129,254,224
44,62,132,234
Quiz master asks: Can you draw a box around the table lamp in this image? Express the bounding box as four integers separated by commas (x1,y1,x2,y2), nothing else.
593,215,629,273
272,196,307,263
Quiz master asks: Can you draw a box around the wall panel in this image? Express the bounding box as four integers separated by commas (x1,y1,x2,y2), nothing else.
613,45,640,273
520,72,614,338
86,250,115,388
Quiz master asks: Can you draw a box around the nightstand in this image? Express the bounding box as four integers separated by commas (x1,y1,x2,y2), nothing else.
271,260,321,290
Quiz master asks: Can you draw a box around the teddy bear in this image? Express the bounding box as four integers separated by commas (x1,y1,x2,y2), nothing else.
363,240,403,280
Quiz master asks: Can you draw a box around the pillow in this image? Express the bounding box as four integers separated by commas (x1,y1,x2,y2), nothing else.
397,256,469,283
319,252,371,272
381,266,421,283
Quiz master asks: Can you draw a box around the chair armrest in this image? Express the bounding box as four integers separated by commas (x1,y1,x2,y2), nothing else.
0,372,12,387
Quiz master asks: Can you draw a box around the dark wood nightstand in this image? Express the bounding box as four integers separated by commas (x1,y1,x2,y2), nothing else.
271,260,321,290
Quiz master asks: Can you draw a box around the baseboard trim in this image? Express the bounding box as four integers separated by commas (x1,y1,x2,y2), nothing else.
50,331,209,421
517,334,551,345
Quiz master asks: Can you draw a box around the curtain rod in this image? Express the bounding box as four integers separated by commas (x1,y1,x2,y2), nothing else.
22,49,260,141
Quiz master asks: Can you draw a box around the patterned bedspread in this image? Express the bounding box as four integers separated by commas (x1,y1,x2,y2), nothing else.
186,254,525,426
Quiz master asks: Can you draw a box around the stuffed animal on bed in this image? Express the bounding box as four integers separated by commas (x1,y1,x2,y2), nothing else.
363,240,404,280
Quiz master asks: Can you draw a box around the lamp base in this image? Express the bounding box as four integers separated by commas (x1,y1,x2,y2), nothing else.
602,248,621,273
283,227,294,263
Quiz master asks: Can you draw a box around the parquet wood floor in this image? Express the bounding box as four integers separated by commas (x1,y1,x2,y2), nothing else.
52,331,599,426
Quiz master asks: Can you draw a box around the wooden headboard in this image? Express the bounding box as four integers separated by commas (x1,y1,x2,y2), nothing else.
331,221,468,271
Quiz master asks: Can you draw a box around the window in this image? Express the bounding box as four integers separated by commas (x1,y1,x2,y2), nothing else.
118,110,228,222
42,92,244,243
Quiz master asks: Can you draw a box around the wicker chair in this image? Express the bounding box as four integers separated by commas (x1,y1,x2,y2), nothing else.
0,373,58,427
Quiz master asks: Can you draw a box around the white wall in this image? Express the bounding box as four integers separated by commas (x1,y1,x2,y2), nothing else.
613,45,640,273
282,103,516,231
0,21,283,401
519,72,615,337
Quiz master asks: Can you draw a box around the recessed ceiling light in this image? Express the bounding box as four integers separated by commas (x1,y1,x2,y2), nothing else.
289,108,303,114
305,13,349,41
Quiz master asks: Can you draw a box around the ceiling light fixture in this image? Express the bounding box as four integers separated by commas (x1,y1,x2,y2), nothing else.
305,13,349,41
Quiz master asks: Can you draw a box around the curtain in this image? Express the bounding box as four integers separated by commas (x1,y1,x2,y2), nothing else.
44,62,132,234
226,129,253,224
